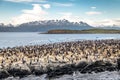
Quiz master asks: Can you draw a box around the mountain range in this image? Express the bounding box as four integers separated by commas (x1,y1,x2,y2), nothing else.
0,19,120,32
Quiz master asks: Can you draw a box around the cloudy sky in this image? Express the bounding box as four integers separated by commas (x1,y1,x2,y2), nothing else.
0,0,120,26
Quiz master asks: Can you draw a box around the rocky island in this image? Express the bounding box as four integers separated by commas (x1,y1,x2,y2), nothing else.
0,39,120,79
46,29,120,34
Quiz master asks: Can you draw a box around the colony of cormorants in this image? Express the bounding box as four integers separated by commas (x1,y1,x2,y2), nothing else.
0,39,120,79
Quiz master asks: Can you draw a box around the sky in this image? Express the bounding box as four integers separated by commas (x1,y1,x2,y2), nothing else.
0,0,120,26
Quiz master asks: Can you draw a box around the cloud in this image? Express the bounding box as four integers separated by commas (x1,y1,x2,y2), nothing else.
22,4,48,15
5,0,46,3
43,4,51,9
81,18,120,27
11,4,50,25
91,7,96,9
59,12,80,22
85,7,102,16
54,3,73,7
95,19,120,26
86,11,102,15
59,12,72,16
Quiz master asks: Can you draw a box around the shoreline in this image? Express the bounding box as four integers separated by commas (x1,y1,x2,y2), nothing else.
0,39,120,79
4,71,120,80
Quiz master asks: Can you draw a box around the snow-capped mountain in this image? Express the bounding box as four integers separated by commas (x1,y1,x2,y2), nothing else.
0,19,93,32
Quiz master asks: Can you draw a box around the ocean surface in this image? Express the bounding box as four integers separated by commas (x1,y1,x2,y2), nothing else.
0,32,120,48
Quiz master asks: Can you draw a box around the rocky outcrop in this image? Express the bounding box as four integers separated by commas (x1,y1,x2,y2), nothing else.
0,39,120,79
0,60,119,79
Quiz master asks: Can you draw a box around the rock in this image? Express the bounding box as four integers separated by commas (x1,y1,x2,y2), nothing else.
8,63,31,77
0,70,10,79
78,60,116,73
30,65,44,75
76,61,88,73
117,58,120,70
47,64,74,77
8,69,31,78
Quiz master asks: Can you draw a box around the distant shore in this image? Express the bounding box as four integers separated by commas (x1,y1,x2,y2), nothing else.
0,39,120,79
45,29,120,34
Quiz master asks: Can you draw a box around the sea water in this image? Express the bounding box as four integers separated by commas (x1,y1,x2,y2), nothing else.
0,32,120,48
